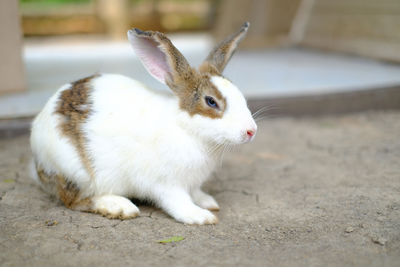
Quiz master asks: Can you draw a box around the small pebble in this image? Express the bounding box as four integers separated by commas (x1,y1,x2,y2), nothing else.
345,227,354,233
371,236,387,246
376,216,386,222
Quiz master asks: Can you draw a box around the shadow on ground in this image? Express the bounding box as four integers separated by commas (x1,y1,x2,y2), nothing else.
1,111,399,266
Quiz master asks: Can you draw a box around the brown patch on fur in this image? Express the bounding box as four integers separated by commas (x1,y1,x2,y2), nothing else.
36,164,92,210
37,168,55,185
192,75,226,118
169,73,226,119
36,167,58,196
55,74,98,177
198,62,220,76
56,175,92,210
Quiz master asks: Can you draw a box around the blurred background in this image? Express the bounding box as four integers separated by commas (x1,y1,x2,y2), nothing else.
1,0,400,122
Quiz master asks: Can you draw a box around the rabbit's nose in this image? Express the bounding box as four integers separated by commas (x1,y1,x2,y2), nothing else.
247,130,255,137
245,127,257,141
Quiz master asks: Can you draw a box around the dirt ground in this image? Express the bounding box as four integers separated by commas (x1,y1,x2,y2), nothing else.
0,111,399,267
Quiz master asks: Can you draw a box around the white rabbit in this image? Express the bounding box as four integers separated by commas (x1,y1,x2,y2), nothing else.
30,22,257,224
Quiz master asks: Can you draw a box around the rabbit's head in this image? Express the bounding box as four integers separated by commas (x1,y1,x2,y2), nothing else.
128,22,256,145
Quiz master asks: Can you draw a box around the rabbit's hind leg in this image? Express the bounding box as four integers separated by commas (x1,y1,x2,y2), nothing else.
90,195,140,219
56,175,139,219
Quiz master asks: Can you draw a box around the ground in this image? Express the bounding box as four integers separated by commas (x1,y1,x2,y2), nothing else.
0,111,399,266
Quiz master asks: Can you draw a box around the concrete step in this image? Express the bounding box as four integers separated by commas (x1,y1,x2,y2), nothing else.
1,34,400,119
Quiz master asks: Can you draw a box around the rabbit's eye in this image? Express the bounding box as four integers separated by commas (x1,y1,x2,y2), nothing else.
205,96,218,109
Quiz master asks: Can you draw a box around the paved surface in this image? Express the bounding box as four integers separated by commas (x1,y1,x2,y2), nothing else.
1,111,399,266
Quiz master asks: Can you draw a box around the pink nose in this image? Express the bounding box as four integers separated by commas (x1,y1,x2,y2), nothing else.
246,129,255,138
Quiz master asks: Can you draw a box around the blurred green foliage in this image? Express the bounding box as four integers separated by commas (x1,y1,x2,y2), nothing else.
20,0,212,35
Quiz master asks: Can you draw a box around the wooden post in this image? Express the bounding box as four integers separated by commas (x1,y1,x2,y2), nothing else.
289,0,315,44
0,0,25,95
96,0,130,39
214,0,301,48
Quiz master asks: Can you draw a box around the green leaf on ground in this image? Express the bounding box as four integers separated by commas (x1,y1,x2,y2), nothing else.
45,220,58,226
158,236,185,243
3,179,15,183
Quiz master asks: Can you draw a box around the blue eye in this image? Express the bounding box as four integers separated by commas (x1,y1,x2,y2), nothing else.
205,96,218,109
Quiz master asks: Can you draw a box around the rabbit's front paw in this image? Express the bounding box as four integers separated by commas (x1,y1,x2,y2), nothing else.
92,195,139,219
192,189,219,211
157,188,218,225
175,206,218,225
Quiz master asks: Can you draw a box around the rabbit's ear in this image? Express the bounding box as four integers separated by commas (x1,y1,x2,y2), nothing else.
128,28,193,85
200,22,249,75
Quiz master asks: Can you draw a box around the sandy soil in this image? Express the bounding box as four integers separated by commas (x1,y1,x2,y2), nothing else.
0,111,399,266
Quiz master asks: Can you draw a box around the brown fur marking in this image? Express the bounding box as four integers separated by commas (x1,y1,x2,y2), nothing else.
57,175,92,210
36,165,91,210
55,74,98,177
199,62,220,76
37,168,55,185
56,175,80,208
167,73,226,119
36,167,58,196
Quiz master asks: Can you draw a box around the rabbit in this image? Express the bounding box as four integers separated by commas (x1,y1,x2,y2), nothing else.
30,22,257,225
